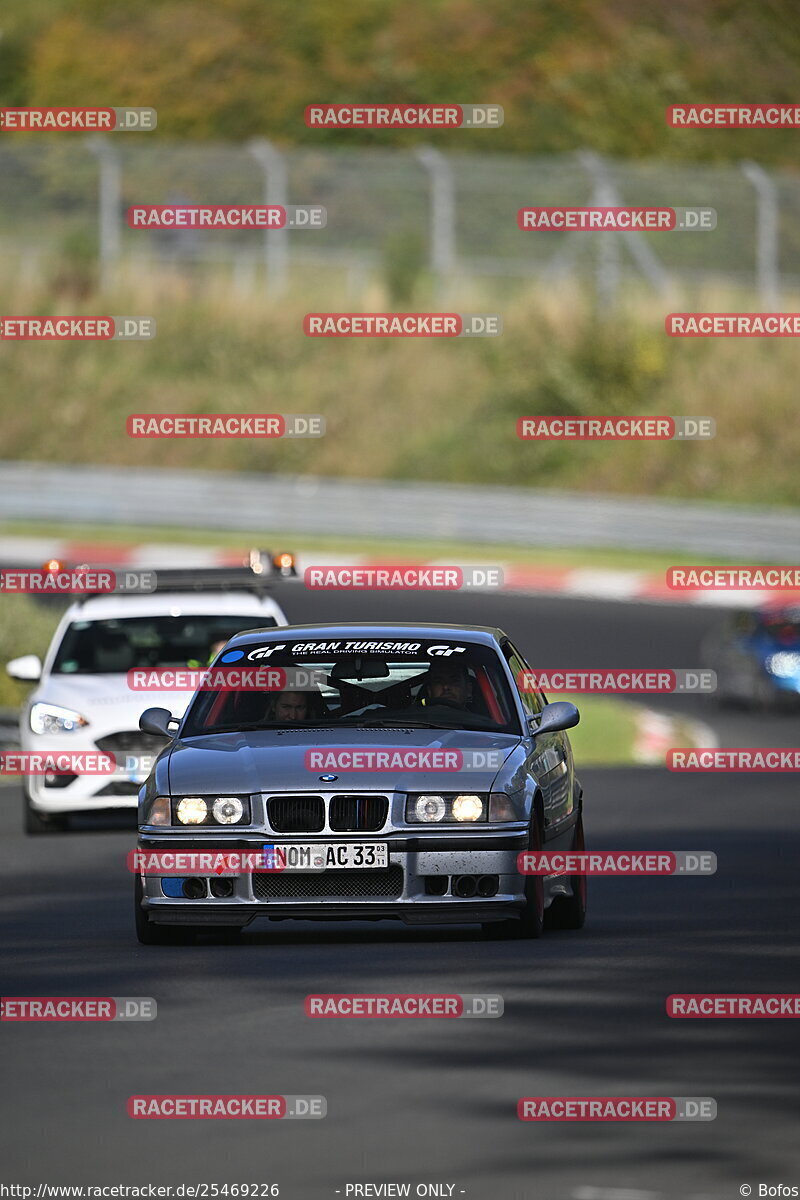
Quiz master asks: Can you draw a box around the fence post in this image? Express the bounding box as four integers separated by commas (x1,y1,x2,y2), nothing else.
578,151,621,311
416,147,456,305
578,150,670,311
741,161,781,311
249,139,289,297
86,136,122,293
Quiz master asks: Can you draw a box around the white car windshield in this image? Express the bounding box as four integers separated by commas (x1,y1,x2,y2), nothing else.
51,615,277,675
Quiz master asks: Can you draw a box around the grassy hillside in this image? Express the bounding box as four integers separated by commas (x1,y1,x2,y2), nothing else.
0,270,797,507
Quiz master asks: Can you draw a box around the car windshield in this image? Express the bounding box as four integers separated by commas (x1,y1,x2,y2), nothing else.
51,615,277,675
182,637,520,735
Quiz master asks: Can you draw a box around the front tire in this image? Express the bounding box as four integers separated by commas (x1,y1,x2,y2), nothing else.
23,786,68,835
546,813,587,931
483,811,544,940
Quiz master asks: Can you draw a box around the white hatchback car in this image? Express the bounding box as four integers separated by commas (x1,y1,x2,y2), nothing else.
7,581,290,833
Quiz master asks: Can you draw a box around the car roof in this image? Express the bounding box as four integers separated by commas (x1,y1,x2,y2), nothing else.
62,591,287,620
225,622,507,647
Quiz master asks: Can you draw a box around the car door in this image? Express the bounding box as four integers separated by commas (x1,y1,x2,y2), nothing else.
502,640,577,840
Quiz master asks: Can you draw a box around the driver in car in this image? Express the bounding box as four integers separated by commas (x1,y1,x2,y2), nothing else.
420,661,474,710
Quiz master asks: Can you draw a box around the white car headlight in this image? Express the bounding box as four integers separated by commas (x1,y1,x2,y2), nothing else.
176,796,208,825
30,702,88,735
414,794,447,823
213,796,244,824
452,794,484,822
765,651,800,678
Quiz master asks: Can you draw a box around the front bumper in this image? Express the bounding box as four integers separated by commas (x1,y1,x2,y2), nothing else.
136,831,533,927
21,730,162,814
26,771,141,813
141,901,525,926
766,674,800,703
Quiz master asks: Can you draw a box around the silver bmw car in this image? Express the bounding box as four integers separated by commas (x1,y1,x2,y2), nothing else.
134,623,587,943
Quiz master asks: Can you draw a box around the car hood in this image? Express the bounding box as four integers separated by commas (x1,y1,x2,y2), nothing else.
36,674,194,725
167,726,521,795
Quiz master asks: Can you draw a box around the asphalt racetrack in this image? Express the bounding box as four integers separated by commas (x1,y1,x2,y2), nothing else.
2,589,799,1198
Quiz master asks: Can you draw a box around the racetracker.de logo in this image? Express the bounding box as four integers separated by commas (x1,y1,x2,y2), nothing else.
517,669,715,694
667,994,800,1017
303,748,505,771
303,313,501,337
1,997,156,1020
518,207,716,231
667,313,800,337
127,1095,326,1119
667,566,800,590
0,751,117,776
129,849,296,875
0,316,155,340
304,566,503,589
517,851,716,876
304,104,503,128
127,666,327,692
517,416,715,440
0,107,156,131
126,414,325,438
667,748,800,772
305,994,503,1017
0,568,155,594
517,1097,716,1121
667,104,800,128
127,205,326,229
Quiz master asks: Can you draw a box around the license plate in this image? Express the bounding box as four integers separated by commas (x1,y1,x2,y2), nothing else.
264,843,388,872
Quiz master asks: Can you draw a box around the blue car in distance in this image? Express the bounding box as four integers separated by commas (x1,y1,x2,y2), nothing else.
702,605,800,709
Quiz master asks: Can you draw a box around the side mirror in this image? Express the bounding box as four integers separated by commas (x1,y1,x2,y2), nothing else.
139,707,175,738
6,654,42,682
529,701,580,737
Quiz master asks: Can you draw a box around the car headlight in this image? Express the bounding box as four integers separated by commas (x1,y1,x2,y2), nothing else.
412,794,447,823
30,702,88,735
406,793,488,823
765,651,800,678
213,796,244,824
451,794,484,822
169,795,252,826
176,796,208,825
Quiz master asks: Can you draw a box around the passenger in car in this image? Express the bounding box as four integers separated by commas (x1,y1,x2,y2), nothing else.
269,691,310,722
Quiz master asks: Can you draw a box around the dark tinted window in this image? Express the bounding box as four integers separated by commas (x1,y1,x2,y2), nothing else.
503,642,543,716
182,637,521,735
52,615,275,675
